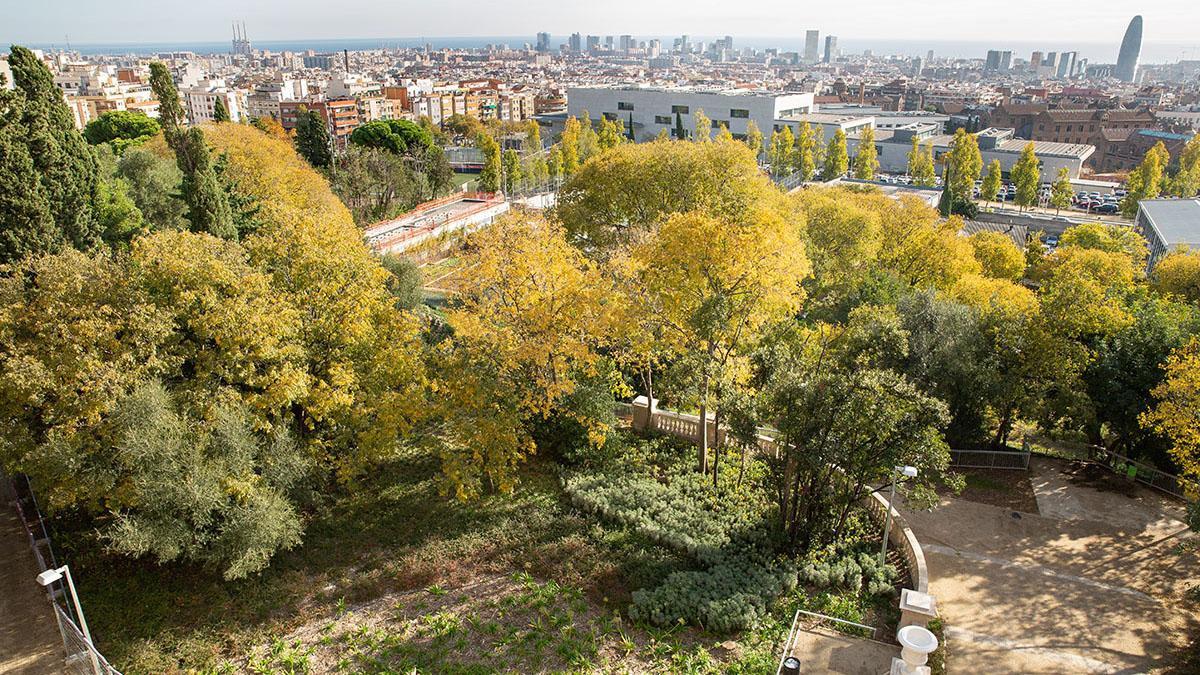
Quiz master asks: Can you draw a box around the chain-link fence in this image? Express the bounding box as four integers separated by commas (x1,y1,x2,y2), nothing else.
53,604,122,675
949,448,1032,470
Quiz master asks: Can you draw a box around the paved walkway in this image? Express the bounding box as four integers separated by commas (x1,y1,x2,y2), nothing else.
0,505,61,675
902,457,1199,674
784,625,899,674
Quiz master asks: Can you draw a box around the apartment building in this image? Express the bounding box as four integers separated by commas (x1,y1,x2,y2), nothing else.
184,79,245,123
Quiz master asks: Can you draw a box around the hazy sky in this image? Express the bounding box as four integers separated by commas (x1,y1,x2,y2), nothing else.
5,0,1199,46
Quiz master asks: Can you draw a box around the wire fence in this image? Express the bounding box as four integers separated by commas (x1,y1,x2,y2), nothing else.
3,472,122,674
949,448,1031,471
1092,448,1198,503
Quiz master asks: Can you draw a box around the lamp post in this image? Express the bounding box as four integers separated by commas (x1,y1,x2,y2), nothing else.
881,465,918,561
37,565,102,674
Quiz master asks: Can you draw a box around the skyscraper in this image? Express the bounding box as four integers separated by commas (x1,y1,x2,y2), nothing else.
568,33,582,53
1115,15,1143,82
823,35,837,64
804,30,819,63
535,32,551,52
1057,51,1077,78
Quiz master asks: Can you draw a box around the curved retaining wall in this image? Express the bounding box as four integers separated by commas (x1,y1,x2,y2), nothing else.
631,398,929,594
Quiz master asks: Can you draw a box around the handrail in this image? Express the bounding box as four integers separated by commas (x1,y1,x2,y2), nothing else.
632,400,930,593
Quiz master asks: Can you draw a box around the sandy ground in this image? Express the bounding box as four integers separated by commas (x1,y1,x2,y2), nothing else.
903,456,1199,674
0,507,62,675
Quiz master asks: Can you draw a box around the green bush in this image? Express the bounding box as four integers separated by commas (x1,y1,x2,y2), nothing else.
799,550,897,597
628,555,797,632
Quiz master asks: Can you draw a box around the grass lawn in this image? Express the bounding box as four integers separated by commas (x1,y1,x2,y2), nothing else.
54,447,784,673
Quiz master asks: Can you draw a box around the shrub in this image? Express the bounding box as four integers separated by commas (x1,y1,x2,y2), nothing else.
628,555,797,632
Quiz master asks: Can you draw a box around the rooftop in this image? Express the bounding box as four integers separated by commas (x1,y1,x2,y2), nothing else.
1138,199,1200,249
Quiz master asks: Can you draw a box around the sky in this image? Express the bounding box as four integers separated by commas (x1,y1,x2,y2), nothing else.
4,0,1200,54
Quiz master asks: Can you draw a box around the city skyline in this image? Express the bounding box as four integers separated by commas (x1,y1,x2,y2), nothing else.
6,0,1200,50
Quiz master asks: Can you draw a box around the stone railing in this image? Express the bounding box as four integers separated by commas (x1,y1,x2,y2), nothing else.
630,396,937,627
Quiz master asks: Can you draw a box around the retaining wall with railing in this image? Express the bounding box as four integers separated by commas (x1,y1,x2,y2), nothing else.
630,396,931,595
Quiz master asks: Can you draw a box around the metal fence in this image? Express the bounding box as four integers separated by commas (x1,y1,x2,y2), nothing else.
949,448,1031,471
3,473,122,674
1093,448,1198,502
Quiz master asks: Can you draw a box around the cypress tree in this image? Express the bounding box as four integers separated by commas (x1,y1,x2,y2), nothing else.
627,112,636,141
674,111,686,140
213,97,230,123
149,61,235,238
294,107,333,169
7,45,102,256
0,82,58,263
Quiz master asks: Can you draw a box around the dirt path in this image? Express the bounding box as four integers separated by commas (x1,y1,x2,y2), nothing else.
903,457,1199,674
0,507,62,674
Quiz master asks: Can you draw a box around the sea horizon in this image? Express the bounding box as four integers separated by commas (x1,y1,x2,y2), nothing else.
7,35,1199,64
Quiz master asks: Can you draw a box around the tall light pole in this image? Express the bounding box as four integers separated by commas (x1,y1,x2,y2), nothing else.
37,565,102,674
881,465,918,561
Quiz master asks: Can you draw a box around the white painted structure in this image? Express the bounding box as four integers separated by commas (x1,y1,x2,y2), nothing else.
566,85,815,142
846,126,1095,179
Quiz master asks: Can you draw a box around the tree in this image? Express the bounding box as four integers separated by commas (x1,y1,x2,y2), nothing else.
193,123,427,479
945,128,982,204
1153,251,1200,303
768,126,794,175
634,209,810,479
980,159,1002,205
294,106,333,169
251,116,289,141
524,119,542,152
477,132,502,192
547,145,563,184
715,123,733,143
1166,133,1200,198
822,128,848,180
577,111,599,163
674,110,687,140
1058,221,1149,270
1142,338,1200,504
906,135,934,187
440,214,616,498
349,119,433,156
380,253,424,311
756,325,952,551
3,46,102,261
113,147,186,232
795,122,817,181
1050,167,1073,214
853,125,878,180
83,110,161,152
693,109,712,142
560,116,581,176
95,176,146,246
148,61,186,141
1122,141,1170,218
627,112,636,141
557,140,786,254
176,127,237,238
597,116,625,150
1011,142,1041,211
502,148,523,193
329,145,424,226
744,120,764,159
149,62,235,238
969,231,1025,281
212,96,230,123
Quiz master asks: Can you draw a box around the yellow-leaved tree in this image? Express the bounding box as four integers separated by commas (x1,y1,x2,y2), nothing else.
1142,338,1200,510
438,213,619,499
634,207,810,479
196,123,427,477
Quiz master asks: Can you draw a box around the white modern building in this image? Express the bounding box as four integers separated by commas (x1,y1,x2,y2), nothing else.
846,126,1095,179
1135,198,1200,270
565,85,816,142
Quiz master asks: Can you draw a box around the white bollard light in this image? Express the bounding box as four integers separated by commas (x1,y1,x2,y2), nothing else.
891,625,938,675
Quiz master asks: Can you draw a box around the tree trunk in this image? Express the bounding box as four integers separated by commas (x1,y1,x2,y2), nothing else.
712,406,722,488
697,370,710,475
